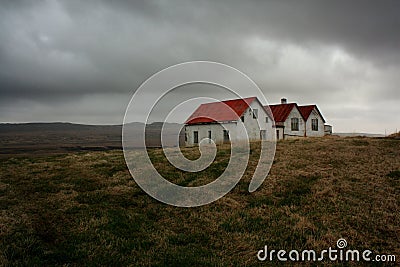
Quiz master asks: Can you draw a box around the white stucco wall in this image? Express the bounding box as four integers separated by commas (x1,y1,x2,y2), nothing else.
185,123,225,145
283,106,305,138
242,100,274,141
305,109,325,137
185,122,249,145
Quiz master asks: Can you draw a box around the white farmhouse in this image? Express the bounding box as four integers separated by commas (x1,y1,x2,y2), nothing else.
268,98,329,140
184,97,274,145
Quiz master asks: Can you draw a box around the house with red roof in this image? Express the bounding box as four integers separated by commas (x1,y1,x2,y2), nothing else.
184,97,274,145
268,98,328,139
184,96,330,145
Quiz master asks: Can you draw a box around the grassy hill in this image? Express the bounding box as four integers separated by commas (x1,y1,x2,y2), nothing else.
0,137,399,265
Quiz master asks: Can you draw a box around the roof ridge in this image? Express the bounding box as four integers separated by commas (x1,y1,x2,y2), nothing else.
298,104,316,107
269,102,297,106
185,96,258,125
196,96,256,105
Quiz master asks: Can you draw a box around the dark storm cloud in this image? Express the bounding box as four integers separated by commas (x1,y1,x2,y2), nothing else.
0,0,399,132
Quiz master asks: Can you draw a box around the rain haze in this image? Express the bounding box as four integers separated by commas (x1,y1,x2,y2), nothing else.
1,0,399,134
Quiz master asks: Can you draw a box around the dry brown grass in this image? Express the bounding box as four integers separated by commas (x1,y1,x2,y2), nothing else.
388,132,400,138
0,136,399,266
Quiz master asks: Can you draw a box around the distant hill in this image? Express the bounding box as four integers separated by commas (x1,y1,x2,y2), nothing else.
0,122,121,133
333,132,385,138
0,122,184,156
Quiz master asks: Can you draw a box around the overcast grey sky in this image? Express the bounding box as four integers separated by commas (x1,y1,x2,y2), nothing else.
0,0,399,134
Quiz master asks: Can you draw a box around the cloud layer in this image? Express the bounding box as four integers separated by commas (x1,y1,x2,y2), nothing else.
0,0,399,133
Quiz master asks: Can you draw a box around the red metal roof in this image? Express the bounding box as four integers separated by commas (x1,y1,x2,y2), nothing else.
268,103,326,123
298,105,315,120
186,98,326,125
185,97,256,125
298,105,326,122
268,103,297,122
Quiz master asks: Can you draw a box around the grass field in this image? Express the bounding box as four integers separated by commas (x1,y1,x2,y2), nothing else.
0,137,399,266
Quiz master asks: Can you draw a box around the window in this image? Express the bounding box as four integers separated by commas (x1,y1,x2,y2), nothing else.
291,118,299,131
241,116,244,122
193,131,198,144
265,117,269,123
253,109,258,119
312,118,318,131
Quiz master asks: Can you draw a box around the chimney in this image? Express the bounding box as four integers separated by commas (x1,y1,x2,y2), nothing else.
281,98,287,104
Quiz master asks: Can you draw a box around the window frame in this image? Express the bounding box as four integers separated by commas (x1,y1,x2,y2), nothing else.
253,109,258,119
312,118,318,131
291,118,299,131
